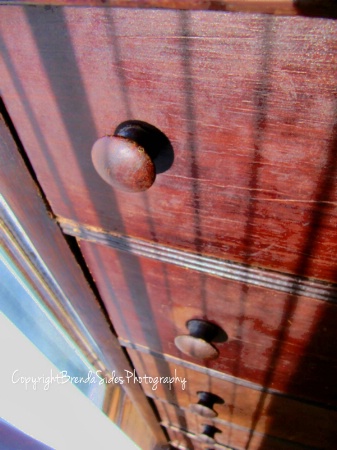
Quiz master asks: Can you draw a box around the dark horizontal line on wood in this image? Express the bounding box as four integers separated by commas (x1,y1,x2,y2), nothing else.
0,0,336,19
120,338,337,412
58,217,337,303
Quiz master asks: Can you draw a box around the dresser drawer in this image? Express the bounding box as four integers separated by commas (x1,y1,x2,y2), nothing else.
1,7,337,282
79,241,337,405
165,428,227,450
165,427,306,450
127,349,337,449
156,400,314,450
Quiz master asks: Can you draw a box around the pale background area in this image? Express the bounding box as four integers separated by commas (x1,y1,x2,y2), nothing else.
0,312,141,450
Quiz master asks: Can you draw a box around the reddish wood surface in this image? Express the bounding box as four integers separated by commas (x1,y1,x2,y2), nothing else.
0,0,298,15
128,349,337,448
165,428,212,450
155,400,314,450
165,428,312,450
79,241,337,406
59,218,337,303
1,7,337,281
0,0,336,19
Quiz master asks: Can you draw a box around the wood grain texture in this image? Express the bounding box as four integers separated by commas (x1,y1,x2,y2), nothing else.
106,386,160,450
165,426,316,449
0,0,336,19
0,0,294,15
0,0,296,15
127,349,337,448
59,218,337,303
1,7,337,281
156,400,316,450
79,241,337,407
166,427,231,450
165,428,217,450
0,113,167,447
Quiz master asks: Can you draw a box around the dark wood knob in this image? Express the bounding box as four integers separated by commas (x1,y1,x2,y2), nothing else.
199,424,222,444
190,392,224,418
174,319,227,360
91,121,161,193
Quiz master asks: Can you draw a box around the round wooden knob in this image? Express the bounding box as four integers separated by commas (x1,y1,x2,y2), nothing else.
174,320,227,360
199,424,222,444
190,392,224,418
91,121,162,193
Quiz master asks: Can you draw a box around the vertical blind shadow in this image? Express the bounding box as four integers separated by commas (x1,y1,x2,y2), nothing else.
0,32,76,221
104,9,133,119
22,5,178,418
256,96,337,450
179,10,208,319
104,8,185,424
179,18,220,433
6,7,337,448
223,16,274,447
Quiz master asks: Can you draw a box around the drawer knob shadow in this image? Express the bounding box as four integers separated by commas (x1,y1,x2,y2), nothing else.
190,391,224,418
174,319,227,360
199,424,222,445
91,120,173,193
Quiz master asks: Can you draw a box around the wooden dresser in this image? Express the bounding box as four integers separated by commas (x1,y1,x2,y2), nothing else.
1,3,337,448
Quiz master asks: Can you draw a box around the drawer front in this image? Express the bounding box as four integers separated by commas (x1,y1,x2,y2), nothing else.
165,428,227,450
156,400,314,450
79,241,337,406
165,427,307,450
1,7,337,281
127,349,337,449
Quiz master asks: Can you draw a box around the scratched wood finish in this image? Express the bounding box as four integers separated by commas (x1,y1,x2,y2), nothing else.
79,241,337,406
59,219,337,303
127,349,337,448
0,0,297,14
0,0,336,19
1,7,337,282
155,400,315,450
